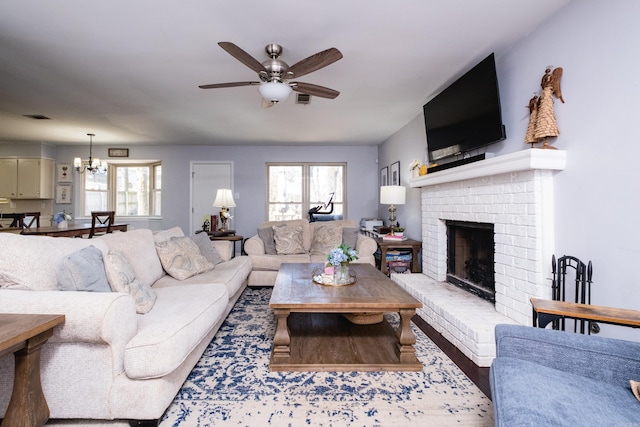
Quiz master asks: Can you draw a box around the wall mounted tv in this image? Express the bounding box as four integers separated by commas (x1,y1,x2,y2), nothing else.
423,53,506,163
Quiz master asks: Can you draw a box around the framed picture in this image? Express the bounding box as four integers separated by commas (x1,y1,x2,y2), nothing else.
56,184,72,204
380,166,389,186
57,163,72,182
108,148,129,157
390,161,400,185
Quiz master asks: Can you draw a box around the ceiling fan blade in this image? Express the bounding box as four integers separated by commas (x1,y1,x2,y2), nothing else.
218,42,267,74
291,82,340,99
287,48,343,79
199,81,260,89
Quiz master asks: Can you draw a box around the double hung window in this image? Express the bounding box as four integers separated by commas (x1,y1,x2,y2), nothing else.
266,163,345,221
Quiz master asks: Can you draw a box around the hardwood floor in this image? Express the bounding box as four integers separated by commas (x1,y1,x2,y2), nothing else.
412,315,492,399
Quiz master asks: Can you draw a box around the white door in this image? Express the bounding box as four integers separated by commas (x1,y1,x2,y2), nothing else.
191,162,233,233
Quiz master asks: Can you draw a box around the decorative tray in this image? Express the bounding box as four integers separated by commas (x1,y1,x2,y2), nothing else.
311,269,357,287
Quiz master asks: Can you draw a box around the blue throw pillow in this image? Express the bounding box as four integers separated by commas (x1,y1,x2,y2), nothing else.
57,246,111,292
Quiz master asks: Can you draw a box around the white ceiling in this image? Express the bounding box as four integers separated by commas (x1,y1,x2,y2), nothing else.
0,0,571,147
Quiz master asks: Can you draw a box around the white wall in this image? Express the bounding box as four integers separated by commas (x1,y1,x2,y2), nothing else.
379,0,640,341
51,144,380,240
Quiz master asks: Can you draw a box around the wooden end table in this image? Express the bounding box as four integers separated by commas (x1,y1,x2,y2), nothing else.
0,313,65,427
374,237,422,275
269,263,423,372
531,298,640,329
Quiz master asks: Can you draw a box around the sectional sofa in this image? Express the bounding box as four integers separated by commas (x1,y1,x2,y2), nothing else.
244,219,377,286
0,227,251,424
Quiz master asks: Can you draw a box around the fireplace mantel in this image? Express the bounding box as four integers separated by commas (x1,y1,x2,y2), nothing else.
410,149,566,188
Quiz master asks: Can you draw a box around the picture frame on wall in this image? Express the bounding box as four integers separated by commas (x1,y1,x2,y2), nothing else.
56,184,72,204
390,161,400,185
57,164,72,183
380,166,389,186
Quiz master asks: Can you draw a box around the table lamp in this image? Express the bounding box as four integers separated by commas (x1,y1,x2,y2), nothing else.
212,189,236,232
380,185,406,229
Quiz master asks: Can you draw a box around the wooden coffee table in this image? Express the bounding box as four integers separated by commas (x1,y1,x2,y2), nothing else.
269,263,423,371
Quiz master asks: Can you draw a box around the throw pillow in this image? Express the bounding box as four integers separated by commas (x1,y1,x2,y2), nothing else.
342,227,359,249
258,227,277,255
104,250,157,314
631,380,640,402
272,224,306,255
57,246,111,292
310,224,343,255
155,236,215,280
191,232,224,265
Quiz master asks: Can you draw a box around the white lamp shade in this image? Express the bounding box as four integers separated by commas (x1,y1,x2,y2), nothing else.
258,82,292,102
213,189,236,208
380,185,406,205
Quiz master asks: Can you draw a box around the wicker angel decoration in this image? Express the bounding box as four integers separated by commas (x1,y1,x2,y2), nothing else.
525,66,564,148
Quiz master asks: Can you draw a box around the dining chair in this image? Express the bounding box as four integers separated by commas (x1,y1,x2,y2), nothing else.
8,213,25,228
89,211,115,238
21,212,41,229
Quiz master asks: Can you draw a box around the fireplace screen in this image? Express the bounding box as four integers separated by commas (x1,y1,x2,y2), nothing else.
446,220,495,302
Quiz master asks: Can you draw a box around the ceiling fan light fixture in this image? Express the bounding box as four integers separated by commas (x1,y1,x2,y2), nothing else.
258,81,292,103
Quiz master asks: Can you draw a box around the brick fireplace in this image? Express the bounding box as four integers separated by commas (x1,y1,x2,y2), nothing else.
393,149,566,366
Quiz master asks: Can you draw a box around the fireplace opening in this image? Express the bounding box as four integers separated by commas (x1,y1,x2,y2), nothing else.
446,220,495,302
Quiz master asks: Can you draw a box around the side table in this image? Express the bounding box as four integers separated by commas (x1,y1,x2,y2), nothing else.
208,233,244,257
374,237,422,276
0,313,65,427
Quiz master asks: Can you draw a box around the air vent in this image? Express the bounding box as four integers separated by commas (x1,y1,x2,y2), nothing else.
23,114,51,120
296,94,311,105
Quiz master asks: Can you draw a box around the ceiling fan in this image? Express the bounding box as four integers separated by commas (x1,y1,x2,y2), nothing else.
199,42,343,106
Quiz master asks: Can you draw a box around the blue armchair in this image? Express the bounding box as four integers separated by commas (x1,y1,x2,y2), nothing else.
490,324,640,426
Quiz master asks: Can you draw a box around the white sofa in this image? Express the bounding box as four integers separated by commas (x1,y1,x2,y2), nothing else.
244,219,377,286
0,227,252,424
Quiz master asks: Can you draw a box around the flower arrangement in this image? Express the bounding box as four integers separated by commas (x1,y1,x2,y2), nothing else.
326,243,358,267
409,159,421,171
52,210,72,224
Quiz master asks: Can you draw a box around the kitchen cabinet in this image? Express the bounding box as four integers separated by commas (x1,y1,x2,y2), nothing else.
0,158,54,199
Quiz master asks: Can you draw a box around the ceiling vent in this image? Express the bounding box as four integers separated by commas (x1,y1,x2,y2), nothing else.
296,94,311,105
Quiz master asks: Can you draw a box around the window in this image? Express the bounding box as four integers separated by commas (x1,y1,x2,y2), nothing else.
80,162,161,217
266,163,345,221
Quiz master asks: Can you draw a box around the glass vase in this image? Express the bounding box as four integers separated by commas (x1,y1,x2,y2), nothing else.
335,264,350,284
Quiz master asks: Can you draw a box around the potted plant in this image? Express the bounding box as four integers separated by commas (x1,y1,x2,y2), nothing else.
392,225,405,236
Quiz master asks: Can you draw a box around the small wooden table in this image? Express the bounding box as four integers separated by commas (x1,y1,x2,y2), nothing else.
269,263,423,372
374,237,422,275
208,233,244,257
20,223,128,238
0,313,65,427
531,298,640,329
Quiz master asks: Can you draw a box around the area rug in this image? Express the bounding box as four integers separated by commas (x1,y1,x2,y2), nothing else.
160,287,493,426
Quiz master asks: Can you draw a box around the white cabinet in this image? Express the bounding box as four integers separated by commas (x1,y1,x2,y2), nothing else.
0,158,54,199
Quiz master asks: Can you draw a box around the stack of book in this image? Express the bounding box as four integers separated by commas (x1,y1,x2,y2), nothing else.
382,234,407,241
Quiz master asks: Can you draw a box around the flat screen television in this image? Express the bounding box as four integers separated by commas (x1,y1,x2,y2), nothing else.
423,53,506,163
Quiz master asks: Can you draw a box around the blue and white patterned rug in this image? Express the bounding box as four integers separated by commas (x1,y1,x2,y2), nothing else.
161,287,493,426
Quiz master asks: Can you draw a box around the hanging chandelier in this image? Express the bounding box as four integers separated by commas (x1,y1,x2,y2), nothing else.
74,133,107,174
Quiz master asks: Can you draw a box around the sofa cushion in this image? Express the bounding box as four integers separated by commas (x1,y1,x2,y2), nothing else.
491,356,640,426
342,227,359,249
152,226,185,243
99,229,164,289
309,224,343,256
249,254,312,271
57,246,111,292
153,255,251,299
273,224,306,255
191,232,224,265
104,250,157,314
123,284,229,379
257,227,277,255
155,236,215,280
0,233,109,291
